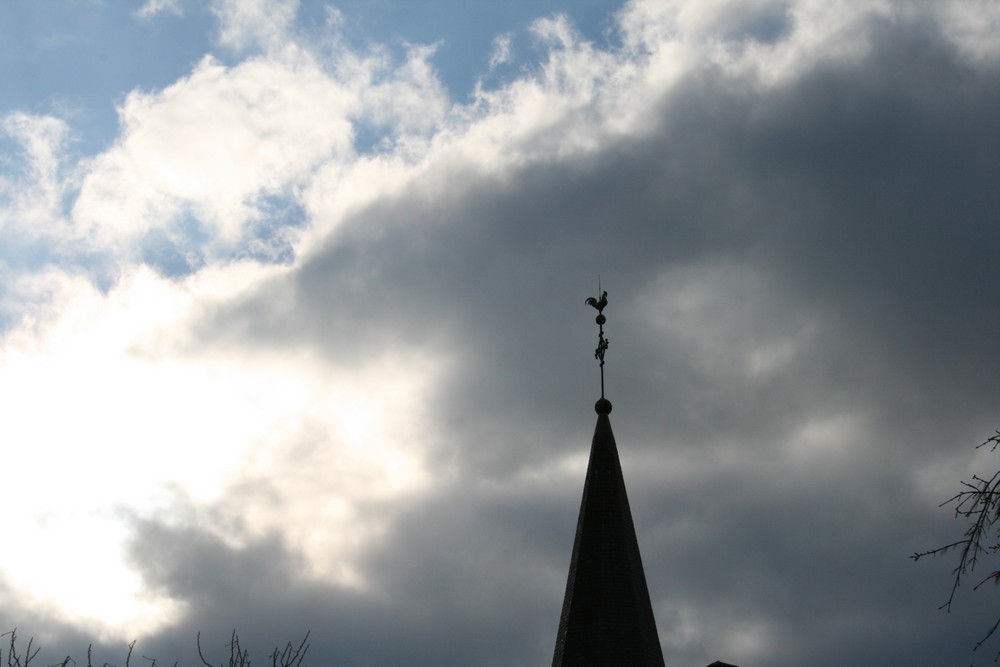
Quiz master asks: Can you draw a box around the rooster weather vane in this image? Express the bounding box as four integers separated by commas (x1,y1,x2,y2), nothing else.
586,288,610,398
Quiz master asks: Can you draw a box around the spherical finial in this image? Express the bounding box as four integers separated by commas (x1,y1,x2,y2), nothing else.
595,397,613,414
595,313,606,325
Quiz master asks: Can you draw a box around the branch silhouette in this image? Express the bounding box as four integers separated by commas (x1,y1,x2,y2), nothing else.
912,431,1000,655
1,629,309,667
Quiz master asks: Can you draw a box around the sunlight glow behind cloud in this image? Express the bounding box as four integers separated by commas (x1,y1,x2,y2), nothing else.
0,263,439,635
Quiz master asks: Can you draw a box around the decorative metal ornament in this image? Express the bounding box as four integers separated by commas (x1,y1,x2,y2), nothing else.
585,289,610,398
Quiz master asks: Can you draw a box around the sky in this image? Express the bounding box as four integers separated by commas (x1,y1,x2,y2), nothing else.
1,0,1000,665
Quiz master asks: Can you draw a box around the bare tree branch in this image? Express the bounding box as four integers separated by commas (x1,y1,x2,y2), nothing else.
913,431,1000,657
196,633,213,667
4,630,310,667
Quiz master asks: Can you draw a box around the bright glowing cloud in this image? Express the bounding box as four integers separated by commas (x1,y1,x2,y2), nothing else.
0,261,440,635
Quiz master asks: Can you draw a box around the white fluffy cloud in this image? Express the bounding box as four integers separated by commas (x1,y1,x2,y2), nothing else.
135,0,186,20
72,50,355,253
211,0,300,53
0,113,71,239
69,24,454,264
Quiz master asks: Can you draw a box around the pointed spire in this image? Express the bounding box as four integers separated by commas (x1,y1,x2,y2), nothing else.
552,292,665,666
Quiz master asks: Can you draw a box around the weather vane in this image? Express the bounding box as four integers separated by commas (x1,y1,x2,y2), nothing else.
586,284,609,399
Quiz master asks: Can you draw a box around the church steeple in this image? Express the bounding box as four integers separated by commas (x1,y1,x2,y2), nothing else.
552,291,665,666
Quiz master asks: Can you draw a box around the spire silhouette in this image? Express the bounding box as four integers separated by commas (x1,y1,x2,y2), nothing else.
551,291,665,666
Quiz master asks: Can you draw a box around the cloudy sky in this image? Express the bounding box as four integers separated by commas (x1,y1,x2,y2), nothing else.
2,0,1000,665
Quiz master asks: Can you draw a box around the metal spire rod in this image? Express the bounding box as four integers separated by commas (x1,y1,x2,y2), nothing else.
585,286,609,398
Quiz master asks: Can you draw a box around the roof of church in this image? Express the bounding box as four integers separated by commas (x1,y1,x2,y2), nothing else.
551,397,665,666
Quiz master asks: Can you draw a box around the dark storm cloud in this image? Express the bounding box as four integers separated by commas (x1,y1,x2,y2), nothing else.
208,5,1000,452
25,4,995,667
107,490,572,666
